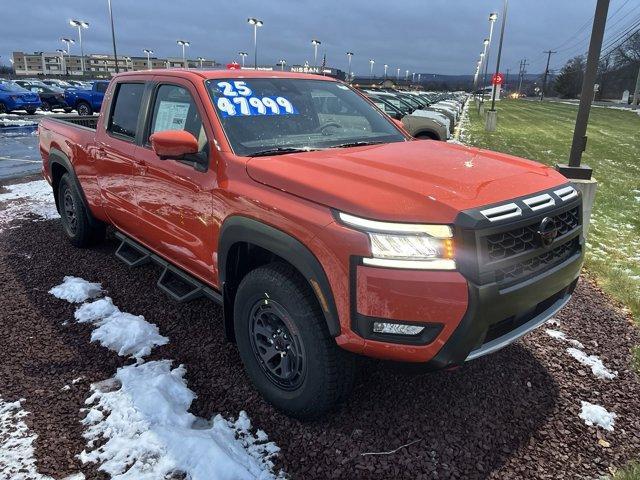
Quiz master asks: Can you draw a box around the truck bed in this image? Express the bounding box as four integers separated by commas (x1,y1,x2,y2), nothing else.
46,115,98,130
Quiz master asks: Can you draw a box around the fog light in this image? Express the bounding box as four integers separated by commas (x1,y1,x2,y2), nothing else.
372,322,425,335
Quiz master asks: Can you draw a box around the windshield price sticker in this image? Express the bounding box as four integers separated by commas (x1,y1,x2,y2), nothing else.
216,81,298,117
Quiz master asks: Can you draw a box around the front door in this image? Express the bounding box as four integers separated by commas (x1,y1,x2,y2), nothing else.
132,80,217,284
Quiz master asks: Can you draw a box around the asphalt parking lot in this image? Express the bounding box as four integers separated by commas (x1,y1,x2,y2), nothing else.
1,178,639,479
0,125,41,180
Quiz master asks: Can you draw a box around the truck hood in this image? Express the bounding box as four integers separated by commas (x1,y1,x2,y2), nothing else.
246,140,568,223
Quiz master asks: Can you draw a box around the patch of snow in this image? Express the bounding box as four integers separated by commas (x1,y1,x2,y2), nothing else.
544,328,584,349
49,276,102,303
50,279,283,479
74,297,168,360
579,401,616,431
0,397,78,480
80,360,282,480
566,347,617,380
0,180,58,231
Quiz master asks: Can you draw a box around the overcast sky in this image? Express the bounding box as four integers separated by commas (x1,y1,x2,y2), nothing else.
1,0,628,76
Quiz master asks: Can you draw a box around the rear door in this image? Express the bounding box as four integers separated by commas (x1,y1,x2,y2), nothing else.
131,78,216,283
94,81,146,233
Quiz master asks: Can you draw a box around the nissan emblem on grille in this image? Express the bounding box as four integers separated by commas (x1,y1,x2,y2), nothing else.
536,217,558,247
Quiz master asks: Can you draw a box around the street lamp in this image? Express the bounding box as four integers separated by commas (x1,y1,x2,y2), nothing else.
107,0,120,73
197,57,205,68
396,67,400,81
369,59,375,78
481,13,498,101
123,56,131,71
143,49,154,69
346,52,354,80
279,59,286,71
311,39,321,67
69,19,89,75
56,49,66,75
383,64,388,79
60,37,75,55
405,69,409,80
238,51,248,68
247,18,263,69
177,40,190,68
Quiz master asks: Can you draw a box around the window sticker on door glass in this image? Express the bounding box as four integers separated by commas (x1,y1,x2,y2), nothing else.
153,101,190,132
215,81,298,117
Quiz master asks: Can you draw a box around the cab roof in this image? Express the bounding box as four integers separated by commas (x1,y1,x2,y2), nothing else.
113,68,338,82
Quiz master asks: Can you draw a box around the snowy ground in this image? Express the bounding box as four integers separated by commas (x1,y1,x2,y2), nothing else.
0,179,59,231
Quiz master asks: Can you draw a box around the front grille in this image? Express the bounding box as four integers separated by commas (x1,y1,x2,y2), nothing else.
486,206,580,261
494,238,580,284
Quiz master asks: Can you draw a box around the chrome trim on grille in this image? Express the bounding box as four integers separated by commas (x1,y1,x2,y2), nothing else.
554,185,578,202
480,203,522,222
523,193,555,211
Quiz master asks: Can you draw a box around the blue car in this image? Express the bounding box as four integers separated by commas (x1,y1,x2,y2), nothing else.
64,80,109,116
0,80,42,114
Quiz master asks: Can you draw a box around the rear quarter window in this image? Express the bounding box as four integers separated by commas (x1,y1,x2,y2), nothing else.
107,83,145,141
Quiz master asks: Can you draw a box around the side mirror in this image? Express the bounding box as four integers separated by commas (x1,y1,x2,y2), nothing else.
150,130,199,160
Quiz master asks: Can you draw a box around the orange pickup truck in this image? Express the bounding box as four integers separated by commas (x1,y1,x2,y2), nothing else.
39,70,583,418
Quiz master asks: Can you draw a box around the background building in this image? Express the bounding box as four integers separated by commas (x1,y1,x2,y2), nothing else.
11,51,217,77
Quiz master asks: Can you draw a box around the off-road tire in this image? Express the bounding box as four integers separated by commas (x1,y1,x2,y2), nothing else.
234,262,356,419
57,173,105,247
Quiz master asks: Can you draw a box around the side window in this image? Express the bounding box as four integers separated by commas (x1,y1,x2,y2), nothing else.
108,83,145,140
148,84,208,159
95,82,108,93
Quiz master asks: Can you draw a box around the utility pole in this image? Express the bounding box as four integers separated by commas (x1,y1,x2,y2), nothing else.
107,0,119,73
517,59,529,95
505,68,510,90
558,0,610,179
540,50,556,101
632,63,640,107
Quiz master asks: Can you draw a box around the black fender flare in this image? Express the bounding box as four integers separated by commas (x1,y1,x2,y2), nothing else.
218,216,340,337
48,148,100,226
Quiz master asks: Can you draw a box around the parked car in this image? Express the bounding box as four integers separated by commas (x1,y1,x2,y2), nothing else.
64,80,109,115
0,80,41,114
66,79,91,88
39,70,584,419
366,93,449,140
41,79,74,89
14,81,71,112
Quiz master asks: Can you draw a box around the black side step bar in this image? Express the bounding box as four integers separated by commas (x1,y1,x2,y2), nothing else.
114,231,222,305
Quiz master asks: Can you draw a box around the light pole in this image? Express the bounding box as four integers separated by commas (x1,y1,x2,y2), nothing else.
196,57,205,69
60,38,74,75
417,73,421,83
311,39,321,67
56,49,66,75
123,56,131,71
247,18,263,69
486,0,508,131
69,19,89,76
396,67,400,81
412,72,416,82
143,49,153,69
369,59,375,78
346,52,353,80
383,64,388,79
107,0,119,73
238,52,248,68
279,59,286,71
177,40,190,68
405,69,409,81
481,13,498,101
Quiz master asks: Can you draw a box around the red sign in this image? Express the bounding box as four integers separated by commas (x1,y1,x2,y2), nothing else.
492,73,504,85
226,62,240,70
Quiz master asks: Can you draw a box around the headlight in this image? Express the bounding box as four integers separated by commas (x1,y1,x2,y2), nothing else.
337,212,455,270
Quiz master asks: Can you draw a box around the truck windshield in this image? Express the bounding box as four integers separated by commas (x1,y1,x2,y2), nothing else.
206,78,405,156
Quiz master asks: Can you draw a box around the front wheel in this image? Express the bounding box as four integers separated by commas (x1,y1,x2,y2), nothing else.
57,173,105,247
40,101,51,112
76,101,92,116
25,109,37,115
234,263,356,419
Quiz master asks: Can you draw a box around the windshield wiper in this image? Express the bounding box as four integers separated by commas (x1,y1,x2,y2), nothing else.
248,147,321,157
332,141,385,149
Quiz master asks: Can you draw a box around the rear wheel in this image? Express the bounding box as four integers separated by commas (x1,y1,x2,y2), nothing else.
25,108,37,115
0,102,6,114
234,263,356,419
415,132,439,140
40,101,51,112
76,101,92,116
57,173,105,247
